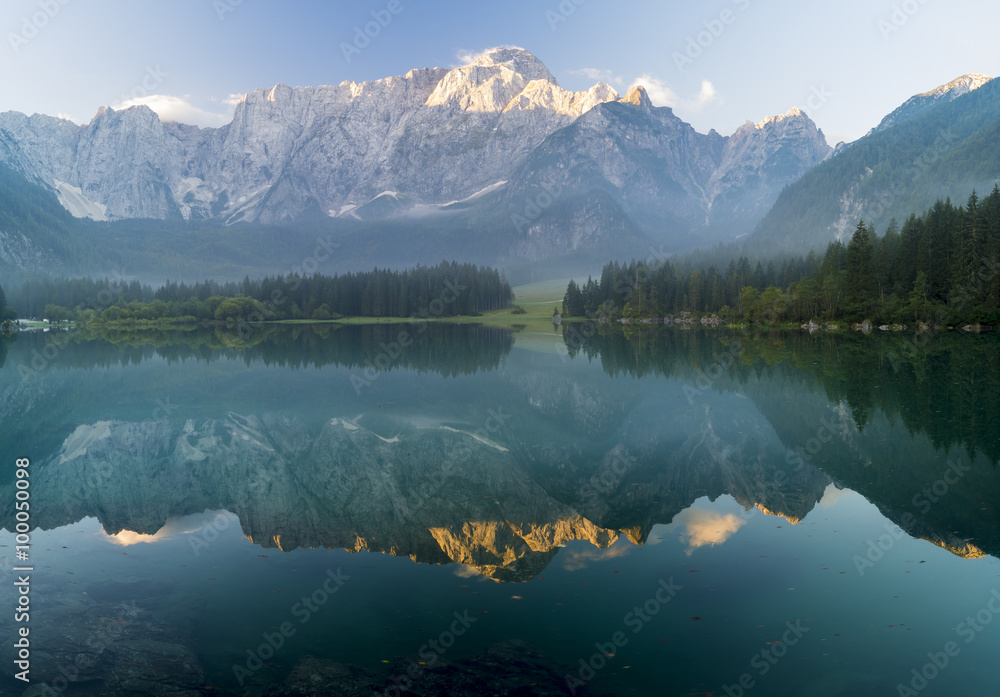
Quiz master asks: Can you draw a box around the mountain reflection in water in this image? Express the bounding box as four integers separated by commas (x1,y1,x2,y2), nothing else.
0,325,998,696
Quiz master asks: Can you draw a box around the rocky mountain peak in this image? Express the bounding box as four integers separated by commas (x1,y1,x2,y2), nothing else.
620,85,653,110
754,106,808,129
266,83,292,102
425,47,559,112
468,46,555,84
90,103,160,125
918,73,991,98
867,72,993,137
0,45,843,250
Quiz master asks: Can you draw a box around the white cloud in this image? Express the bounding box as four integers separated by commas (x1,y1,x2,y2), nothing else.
104,510,238,546
818,483,854,508
667,506,746,555
628,75,720,113
221,92,246,107
693,80,718,109
110,94,233,128
629,74,680,107
453,564,488,580
561,541,633,571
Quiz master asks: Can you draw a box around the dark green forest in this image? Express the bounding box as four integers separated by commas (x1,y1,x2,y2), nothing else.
0,163,119,275
0,283,15,324
564,189,1000,325
8,261,513,323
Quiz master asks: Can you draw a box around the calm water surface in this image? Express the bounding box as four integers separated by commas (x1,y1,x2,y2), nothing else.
0,325,998,696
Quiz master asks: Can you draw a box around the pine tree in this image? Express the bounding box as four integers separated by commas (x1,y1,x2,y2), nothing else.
563,280,585,317
909,271,929,321
0,283,14,321
846,220,875,313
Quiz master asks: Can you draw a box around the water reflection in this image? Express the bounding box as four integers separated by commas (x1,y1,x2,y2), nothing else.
0,325,998,695
3,326,998,575
6,323,515,375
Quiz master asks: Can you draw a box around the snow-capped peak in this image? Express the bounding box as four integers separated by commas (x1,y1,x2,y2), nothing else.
755,107,806,129
465,46,554,84
918,73,991,99
864,72,993,139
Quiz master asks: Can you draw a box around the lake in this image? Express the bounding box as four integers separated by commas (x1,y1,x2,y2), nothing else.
1,323,998,697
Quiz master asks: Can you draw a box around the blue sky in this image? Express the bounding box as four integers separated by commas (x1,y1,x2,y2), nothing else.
2,0,998,145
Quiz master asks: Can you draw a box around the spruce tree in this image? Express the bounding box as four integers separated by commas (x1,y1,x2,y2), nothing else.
846,220,875,314
0,284,14,322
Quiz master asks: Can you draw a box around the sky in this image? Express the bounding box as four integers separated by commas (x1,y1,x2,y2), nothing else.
1,0,998,146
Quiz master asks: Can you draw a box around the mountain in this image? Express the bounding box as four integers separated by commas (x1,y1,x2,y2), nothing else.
868,73,992,135
0,161,118,274
497,91,828,256
0,47,830,274
0,48,621,225
748,73,999,252
4,54,996,276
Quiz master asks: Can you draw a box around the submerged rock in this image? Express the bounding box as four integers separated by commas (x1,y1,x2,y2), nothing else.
85,579,177,602
0,602,204,697
259,640,580,697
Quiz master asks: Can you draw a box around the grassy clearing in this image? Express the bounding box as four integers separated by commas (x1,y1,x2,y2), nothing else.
453,278,569,329
274,279,572,329
295,279,571,352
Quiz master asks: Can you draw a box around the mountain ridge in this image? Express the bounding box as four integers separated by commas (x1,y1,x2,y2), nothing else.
747,72,1000,252
2,50,992,276
0,46,835,273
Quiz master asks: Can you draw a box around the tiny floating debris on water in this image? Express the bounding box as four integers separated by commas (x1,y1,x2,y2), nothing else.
511,595,524,600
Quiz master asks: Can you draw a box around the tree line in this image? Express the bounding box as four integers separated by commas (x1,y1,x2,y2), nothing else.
0,284,16,326
564,188,1000,325
7,261,513,323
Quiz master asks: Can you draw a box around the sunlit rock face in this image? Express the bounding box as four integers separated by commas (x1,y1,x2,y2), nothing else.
13,412,626,581
0,46,830,260
6,395,833,583
0,48,622,224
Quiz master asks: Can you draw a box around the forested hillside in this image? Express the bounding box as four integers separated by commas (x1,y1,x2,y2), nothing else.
566,188,1000,325
749,76,1000,253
